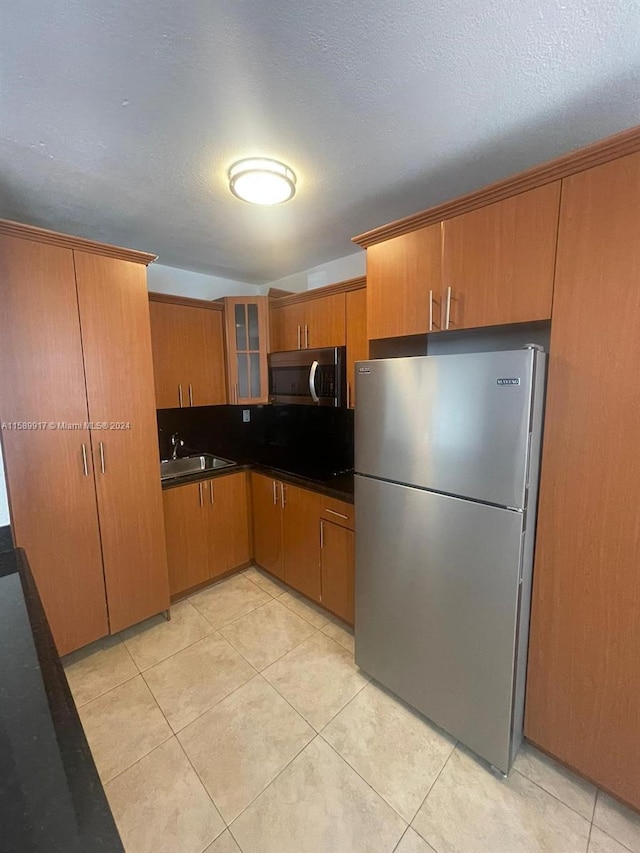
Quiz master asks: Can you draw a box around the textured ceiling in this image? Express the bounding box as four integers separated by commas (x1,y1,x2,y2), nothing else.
1,1,639,284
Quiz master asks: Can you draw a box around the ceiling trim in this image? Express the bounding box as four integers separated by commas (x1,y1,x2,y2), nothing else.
148,291,224,310
0,218,157,265
352,125,640,248
269,276,366,308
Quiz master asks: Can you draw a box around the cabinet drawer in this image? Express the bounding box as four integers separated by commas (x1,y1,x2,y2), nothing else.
320,497,354,530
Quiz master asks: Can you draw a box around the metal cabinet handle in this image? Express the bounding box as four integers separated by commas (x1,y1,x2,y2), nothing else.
297,325,301,349
273,480,278,506
234,384,239,404
178,384,183,407
81,443,89,477
320,520,324,549
280,483,286,508
347,382,351,408
98,441,106,474
188,384,193,406
445,286,453,330
210,481,214,505
326,508,348,520
309,360,320,403
198,482,203,507
304,324,309,348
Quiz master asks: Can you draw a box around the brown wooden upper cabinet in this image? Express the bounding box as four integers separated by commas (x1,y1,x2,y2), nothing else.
0,225,169,654
366,223,442,340
365,183,560,338
163,471,250,596
270,293,346,351
525,152,640,812
441,182,561,330
223,296,269,404
149,297,227,408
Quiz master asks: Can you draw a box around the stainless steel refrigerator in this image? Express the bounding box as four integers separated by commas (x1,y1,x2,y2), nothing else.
354,347,546,774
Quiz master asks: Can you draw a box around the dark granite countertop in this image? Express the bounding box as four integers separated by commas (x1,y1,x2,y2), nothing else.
161,461,354,504
0,547,124,853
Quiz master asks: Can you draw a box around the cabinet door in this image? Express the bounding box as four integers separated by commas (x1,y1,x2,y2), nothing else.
149,302,227,408
149,301,188,409
251,473,284,579
270,303,304,352
0,236,108,655
366,223,442,339
209,472,250,578
224,297,269,404
74,252,170,633
346,288,367,408
525,153,640,811
303,293,346,349
163,482,210,595
282,483,322,601
442,183,560,330
320,521,354,625
187,307,227,406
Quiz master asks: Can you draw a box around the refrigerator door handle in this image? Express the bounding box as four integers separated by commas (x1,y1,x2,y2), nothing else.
309,360,320,403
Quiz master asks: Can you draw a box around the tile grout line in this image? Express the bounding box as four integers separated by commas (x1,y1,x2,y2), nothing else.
225,731,325,835
319,734,410,835
219,616,321,674
509,767,596,826
172,734,228,844
124,625,221,675
406,743,457,849
261,632,370,734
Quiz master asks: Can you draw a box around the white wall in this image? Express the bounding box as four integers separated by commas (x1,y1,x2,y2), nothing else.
0,443,10,527
260,251,366,295
147,263,260,300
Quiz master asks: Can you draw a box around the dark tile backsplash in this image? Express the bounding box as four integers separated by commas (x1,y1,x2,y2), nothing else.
157,405,354,481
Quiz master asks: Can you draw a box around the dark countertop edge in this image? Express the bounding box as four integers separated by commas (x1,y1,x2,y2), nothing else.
0,523,13,552
3,548,124,851
161,462,354,504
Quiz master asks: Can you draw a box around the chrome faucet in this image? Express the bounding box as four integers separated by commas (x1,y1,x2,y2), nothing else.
170,433,184,460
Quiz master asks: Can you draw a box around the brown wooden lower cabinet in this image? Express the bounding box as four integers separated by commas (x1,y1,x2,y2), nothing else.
281,483,322,601
320,520,354,624
163,471,250,596
251,473,285,579
251,472,354,621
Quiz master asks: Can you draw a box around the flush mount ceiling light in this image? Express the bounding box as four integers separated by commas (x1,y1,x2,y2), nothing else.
228,158,297,205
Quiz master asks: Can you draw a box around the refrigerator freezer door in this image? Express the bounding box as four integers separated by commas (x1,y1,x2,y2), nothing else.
355,349,539,509
355,474,525,773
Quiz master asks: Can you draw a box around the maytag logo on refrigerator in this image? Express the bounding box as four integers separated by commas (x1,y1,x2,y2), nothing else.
357,366,371,374
497,378,520,385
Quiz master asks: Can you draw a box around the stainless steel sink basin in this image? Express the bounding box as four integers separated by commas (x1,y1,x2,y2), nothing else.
160,454,236,481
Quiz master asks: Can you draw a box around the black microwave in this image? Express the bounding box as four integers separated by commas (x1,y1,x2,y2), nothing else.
268,346,347,407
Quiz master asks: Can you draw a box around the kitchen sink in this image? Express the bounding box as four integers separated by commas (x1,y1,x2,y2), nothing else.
160,454,236,481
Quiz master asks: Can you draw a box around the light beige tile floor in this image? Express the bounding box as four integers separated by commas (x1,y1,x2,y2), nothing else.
65,566,639,853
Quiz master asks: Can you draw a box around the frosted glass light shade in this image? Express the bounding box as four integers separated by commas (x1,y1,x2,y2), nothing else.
228,158,296,205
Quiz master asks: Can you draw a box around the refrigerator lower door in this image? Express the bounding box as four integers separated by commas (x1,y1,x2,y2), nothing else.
355,475,525,774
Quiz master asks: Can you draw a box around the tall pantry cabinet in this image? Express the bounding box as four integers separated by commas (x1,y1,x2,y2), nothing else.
525,151,640,811
0,221,169,655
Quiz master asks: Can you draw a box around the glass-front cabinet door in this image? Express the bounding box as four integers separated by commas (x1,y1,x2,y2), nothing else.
223,296,270,404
